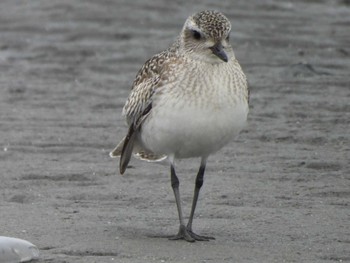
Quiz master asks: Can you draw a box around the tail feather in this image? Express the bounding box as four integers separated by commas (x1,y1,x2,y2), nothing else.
119,125,136,175
109,139,124,158
110,102,164,174
110,137,167,173
134,151,167,162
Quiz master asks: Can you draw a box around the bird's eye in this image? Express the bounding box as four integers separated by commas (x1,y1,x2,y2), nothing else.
192,30,202,40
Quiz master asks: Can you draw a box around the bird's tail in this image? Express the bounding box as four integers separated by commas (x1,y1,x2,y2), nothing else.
109,139,124,158
110,137,167,174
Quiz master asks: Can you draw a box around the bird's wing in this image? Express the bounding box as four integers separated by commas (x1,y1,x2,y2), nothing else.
117,49,179,174
122,49,177,124
119,102,152,174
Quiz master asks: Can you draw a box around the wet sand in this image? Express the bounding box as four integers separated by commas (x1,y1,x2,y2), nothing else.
1,0,349,262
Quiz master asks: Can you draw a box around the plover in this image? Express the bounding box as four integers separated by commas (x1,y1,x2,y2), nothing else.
110,10,249,242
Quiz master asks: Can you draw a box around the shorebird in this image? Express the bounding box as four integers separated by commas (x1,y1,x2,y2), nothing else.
110,10,249,242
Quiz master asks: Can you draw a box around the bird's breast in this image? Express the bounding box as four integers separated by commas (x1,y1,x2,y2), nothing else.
140,60,248,158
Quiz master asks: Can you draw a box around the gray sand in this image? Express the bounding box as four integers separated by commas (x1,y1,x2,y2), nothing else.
1,0,349,262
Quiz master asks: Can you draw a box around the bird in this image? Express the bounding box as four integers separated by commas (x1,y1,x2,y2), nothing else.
110,10,249,242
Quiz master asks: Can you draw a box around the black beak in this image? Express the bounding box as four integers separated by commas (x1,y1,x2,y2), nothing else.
210,43,228,62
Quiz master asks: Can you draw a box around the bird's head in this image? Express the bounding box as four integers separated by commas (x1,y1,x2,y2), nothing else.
180,10,233,64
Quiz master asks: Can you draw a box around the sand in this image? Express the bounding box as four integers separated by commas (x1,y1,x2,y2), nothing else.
0,0,349,262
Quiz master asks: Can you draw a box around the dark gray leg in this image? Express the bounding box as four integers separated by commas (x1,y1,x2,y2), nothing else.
169,164,195,242
187,158,215,241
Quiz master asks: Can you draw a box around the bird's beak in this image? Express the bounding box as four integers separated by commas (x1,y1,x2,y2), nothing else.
210,43,228,62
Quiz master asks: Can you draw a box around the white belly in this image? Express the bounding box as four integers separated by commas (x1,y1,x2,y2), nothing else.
140,98,248,159
138,58,248,159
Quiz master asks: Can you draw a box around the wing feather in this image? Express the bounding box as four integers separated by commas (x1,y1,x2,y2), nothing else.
119,103,152,174
113,48,179,174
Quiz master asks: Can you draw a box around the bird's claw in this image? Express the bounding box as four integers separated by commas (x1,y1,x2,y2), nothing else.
169,225,215,242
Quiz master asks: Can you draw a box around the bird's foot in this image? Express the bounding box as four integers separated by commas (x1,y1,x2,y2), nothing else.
187,229,215,241
169,225,215,242
169,225,195,242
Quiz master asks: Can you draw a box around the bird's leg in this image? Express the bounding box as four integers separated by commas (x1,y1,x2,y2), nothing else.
169,164,195,242
186,158,215,241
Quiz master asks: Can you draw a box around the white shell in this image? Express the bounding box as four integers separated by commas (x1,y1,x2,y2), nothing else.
0,236,39,263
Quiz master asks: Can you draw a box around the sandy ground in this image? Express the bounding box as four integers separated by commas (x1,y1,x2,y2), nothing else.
1,0,349,262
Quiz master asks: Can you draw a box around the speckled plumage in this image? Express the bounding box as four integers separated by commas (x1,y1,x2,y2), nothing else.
110,10,249,242
191,10,231,40
111,11,248,162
